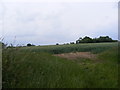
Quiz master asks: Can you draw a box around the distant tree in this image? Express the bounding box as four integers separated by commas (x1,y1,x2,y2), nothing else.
97,36,113,42
79,37,82,40
76,40,79,44
81,36,93,43
56,43,59,45
63,43,70,45
27,43,32,46
112,40,118,42
32,44,35,46
75,36,116,44
27,43,35,46
70,42,74,44
92,38,98,43
76,37,82,44
66,43,69,45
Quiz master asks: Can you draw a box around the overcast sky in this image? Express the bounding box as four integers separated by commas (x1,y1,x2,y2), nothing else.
0,0,118,45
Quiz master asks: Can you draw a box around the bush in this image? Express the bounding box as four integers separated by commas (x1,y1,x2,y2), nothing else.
56,43,59,45
76,36,117,44
70,42,75,44
27,43,35,46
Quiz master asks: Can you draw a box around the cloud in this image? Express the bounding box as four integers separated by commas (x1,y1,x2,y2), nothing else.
2,0,119,3
1,2,118,45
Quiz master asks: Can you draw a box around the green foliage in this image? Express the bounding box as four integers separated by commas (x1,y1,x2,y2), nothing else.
76,36,117,44
70,42,75,44
56,43,59,45
2,42,118,88
27,43,35,47
20,42,117,54
81,36,93,43
97,36,112,42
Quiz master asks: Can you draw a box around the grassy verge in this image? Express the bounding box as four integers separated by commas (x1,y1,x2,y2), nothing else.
2,43,118,88
20,42,118,54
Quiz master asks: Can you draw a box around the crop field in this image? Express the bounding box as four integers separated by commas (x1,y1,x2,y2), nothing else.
2,42,118,88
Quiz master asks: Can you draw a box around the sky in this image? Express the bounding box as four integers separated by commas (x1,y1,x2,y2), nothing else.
0,0,119,46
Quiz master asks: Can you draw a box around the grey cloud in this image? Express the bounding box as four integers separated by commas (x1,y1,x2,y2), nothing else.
2,2,118,45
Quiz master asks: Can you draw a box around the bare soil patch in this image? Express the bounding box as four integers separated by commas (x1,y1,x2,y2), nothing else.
54,52,97,60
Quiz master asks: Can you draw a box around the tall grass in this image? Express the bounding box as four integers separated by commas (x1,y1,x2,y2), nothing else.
2,42,118,88
20,42,118,54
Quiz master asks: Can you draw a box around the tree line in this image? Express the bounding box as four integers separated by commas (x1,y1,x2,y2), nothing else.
24,36,118,46
1,36,118,48
76,36,117,44
57,36,117,45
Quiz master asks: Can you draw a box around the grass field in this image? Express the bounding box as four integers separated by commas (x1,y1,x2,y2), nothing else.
2,42,118,88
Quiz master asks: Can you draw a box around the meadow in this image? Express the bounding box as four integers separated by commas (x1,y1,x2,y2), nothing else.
2,42,118,88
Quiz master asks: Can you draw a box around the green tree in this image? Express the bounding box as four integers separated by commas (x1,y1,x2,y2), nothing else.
56,43,59,45
27,43,32,46
81,36,93,43
97,36,113,42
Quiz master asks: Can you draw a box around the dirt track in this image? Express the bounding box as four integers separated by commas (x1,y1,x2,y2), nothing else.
54,52,97,60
